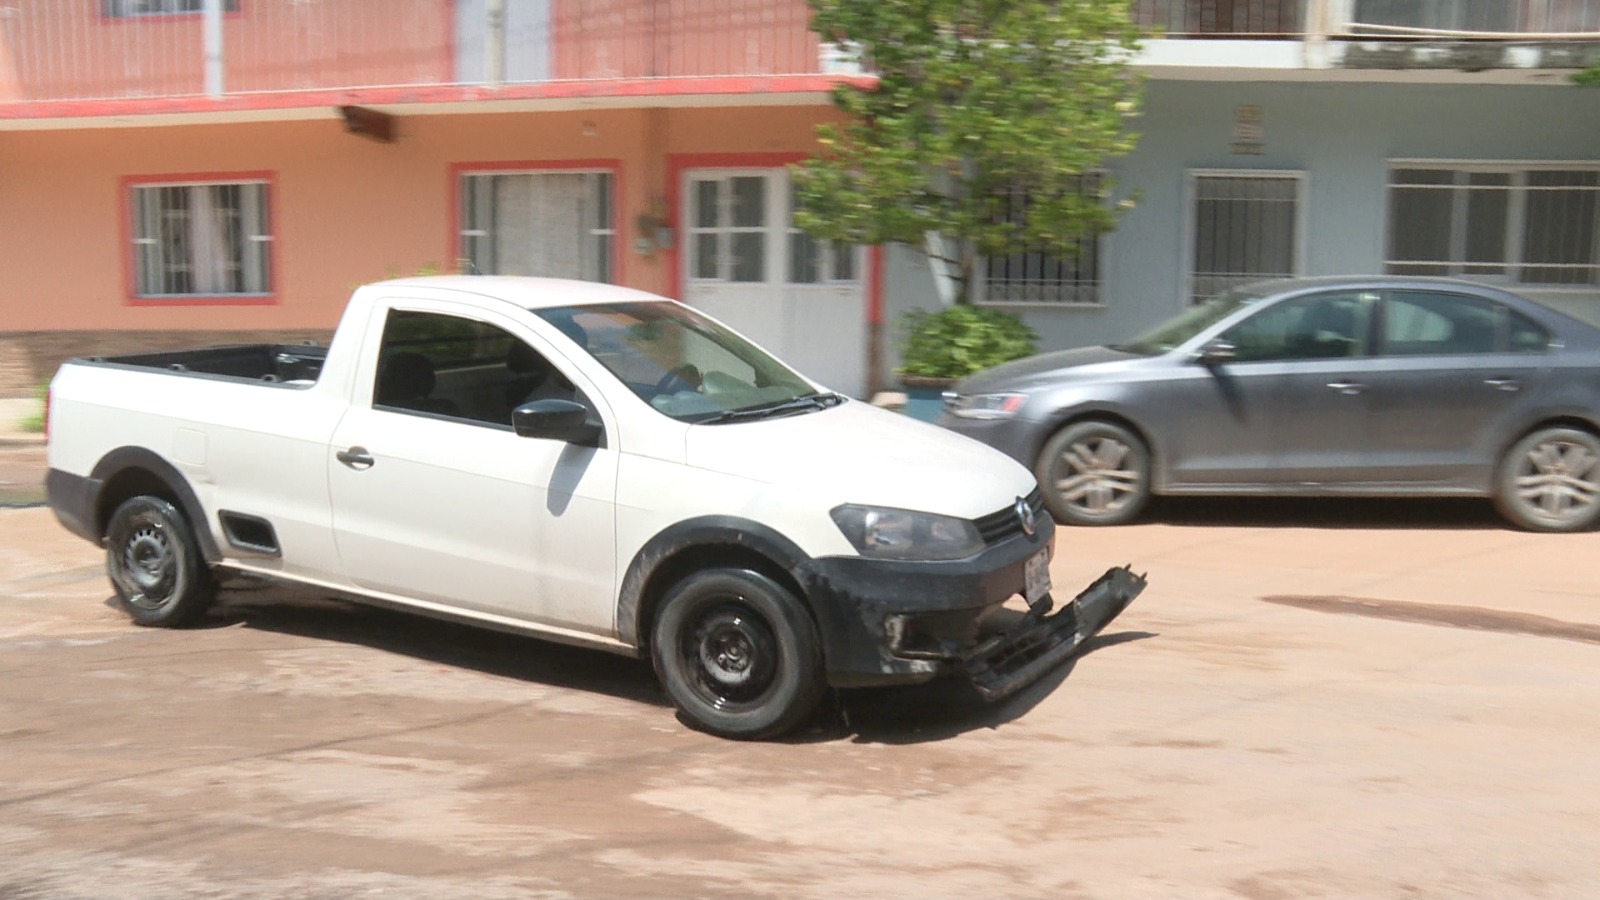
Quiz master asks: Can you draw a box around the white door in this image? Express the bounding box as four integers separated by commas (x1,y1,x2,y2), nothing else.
327,302,619,637
682,170,867,396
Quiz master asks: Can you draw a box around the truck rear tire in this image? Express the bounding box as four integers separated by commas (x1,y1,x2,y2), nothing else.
105,496,216,627
651,568,824,740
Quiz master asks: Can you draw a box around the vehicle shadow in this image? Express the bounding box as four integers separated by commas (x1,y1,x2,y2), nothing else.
189,580,1156,745
1140,495,1506,530
829,630,1157,746
202,580,669,709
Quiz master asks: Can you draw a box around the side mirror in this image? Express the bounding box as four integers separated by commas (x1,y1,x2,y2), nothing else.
1195,339,1237,367
512,399,603,446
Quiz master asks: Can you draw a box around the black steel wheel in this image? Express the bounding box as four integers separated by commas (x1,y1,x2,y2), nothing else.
1494,427,1600,533
105,496,215,627
651,568,823,740
1035,420,1152,527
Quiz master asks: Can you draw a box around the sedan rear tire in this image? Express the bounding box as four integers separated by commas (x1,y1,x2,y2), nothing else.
1493,427,1600,533
1035,420,1152,527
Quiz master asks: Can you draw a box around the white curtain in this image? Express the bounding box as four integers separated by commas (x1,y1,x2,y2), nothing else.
187,186,230,294
491,174,592,279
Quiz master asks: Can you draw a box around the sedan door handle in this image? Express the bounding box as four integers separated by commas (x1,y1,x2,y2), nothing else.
1484,378,1522,392
336,446,375,470
1326,380,1367,395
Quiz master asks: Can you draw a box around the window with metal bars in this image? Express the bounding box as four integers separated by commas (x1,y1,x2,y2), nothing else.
102,0,238,17
1188,171,1302,304
1386,166,1600,287
131,181,271,298
459,171,614,283
980,178,1102,306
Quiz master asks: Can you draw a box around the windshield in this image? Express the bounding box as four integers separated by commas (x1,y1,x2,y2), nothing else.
534,301,832,424
1115,291,1261,356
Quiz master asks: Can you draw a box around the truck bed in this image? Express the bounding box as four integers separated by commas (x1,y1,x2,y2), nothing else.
89,343,328,385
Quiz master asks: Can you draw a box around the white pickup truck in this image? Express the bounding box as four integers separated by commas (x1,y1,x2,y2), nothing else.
46,276,1144,739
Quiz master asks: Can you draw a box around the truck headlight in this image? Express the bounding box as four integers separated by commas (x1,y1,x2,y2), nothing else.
948,392,1027,420
830,504,984,561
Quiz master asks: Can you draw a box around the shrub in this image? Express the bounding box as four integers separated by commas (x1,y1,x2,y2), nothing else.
896,305,1038,381
19,382,45,433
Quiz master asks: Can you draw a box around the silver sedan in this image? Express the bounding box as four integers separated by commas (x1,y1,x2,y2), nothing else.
939,277,1600,532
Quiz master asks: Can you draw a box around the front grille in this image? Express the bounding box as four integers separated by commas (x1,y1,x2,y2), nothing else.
973,487,1046,545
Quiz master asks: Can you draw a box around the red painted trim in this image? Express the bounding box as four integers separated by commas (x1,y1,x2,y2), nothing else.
1,75,871,121
664,152,809,301
93,0,248,25
447,158,626,284
120,169,280,306
124,295,279,307
868,245,885,325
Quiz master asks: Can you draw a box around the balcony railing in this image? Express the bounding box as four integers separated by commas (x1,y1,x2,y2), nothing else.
1133,0,1600,38
2,0,1597,112
1348,0,1600,37
1133,1,1304,38
0,0,828,106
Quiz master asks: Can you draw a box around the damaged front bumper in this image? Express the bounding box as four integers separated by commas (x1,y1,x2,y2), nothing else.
795,514,1146,697
962,565,1146,701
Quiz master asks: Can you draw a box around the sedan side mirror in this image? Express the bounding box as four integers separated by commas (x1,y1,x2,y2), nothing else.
1195,339,1237,367
512,399,604,447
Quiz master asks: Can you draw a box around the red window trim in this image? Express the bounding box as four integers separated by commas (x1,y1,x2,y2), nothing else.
447,159,626,286
120,169,280,307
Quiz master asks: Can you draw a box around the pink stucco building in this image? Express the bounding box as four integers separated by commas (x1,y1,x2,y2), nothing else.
0,0,882,395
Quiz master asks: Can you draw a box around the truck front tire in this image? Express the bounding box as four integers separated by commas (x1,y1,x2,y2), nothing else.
105,496,216,627
651,568,825,740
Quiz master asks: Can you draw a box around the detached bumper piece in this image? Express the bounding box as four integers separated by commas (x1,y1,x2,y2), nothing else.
962,565,1146,702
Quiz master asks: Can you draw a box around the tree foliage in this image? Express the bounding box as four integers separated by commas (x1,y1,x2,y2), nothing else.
793,0,1144,300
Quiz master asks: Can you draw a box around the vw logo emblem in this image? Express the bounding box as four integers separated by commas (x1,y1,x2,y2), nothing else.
1015,496,1035,537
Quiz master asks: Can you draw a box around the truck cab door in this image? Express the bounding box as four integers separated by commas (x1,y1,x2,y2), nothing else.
327,303,619,638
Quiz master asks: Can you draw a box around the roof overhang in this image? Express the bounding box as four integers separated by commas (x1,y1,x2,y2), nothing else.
0,75,861,131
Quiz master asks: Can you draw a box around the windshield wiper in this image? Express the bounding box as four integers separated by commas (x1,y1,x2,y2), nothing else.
699,391,844,424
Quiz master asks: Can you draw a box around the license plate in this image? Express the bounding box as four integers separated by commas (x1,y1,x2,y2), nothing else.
1024,549,1051,603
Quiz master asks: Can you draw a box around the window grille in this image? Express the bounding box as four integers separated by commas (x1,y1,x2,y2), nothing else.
102,0,238,18
1386,166,1600,287
132,181,270,297
459,171,614,283
1188,172,1302,303
981,179,1103,306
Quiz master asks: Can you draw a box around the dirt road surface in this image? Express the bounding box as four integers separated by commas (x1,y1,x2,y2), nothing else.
3,499,1599,899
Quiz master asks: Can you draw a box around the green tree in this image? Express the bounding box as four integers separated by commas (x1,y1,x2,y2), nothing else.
793,0,1144,304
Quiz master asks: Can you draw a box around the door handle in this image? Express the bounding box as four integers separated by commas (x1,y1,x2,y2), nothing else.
1484,378,1522,392
1326,380,1367,395
336,446,375,470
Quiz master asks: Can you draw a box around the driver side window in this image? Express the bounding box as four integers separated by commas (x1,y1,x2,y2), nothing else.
375,309,578,427
1221,291,1375,363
